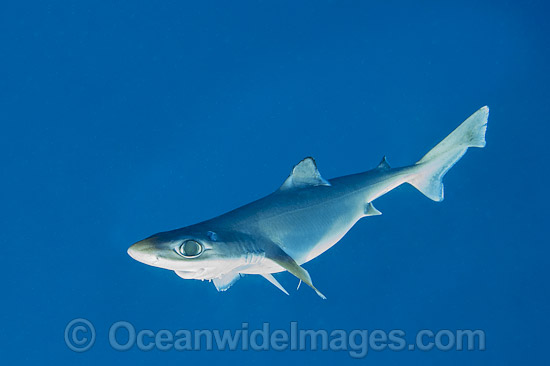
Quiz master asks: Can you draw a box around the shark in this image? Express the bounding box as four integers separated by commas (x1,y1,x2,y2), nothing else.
128,107,489,298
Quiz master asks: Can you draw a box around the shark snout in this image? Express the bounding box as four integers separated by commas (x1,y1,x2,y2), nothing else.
128,239,160,265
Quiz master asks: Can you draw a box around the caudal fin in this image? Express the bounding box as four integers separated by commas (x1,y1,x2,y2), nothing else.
408,106,489,201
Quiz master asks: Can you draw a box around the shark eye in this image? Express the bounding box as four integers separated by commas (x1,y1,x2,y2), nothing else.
179,240,203,258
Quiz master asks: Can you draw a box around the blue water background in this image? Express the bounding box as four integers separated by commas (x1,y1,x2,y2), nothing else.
1,1,548,364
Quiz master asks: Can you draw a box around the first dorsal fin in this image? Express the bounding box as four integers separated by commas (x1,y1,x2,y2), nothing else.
377,156,391,170
279,157,331,191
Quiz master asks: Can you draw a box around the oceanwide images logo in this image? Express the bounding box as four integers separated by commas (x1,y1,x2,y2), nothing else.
65,319,486,358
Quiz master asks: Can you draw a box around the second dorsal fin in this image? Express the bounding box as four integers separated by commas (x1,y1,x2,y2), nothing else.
377,156,391,170
279,157,331,191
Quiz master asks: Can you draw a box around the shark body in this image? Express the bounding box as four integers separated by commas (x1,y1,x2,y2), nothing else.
128,107,489,298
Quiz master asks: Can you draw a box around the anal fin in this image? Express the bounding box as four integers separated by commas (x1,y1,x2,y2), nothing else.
364,202,382,216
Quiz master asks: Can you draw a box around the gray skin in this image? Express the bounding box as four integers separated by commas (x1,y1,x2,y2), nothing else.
199,164,415,268
129,163,413,276
128,107,489,297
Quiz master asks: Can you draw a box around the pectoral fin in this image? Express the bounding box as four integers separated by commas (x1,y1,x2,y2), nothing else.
212,271,242,292
265,243,326,299
261,273,289,295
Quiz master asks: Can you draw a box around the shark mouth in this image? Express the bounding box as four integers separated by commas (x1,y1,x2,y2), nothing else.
174,268,207,279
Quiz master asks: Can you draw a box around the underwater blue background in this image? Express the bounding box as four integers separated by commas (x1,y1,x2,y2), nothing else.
1,1,548,364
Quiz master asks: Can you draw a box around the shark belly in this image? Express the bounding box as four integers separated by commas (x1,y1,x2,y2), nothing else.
251,188,366,269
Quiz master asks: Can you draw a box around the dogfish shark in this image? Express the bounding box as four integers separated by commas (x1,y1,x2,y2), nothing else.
128,107,489,298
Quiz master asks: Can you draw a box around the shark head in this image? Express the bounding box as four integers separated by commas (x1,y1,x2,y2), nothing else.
128,222,325,297
128,228,245,281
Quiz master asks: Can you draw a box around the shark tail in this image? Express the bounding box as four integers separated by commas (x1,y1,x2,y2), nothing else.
407,106,489,201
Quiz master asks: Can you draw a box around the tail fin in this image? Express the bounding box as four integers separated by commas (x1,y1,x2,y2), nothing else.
408,106,489,201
